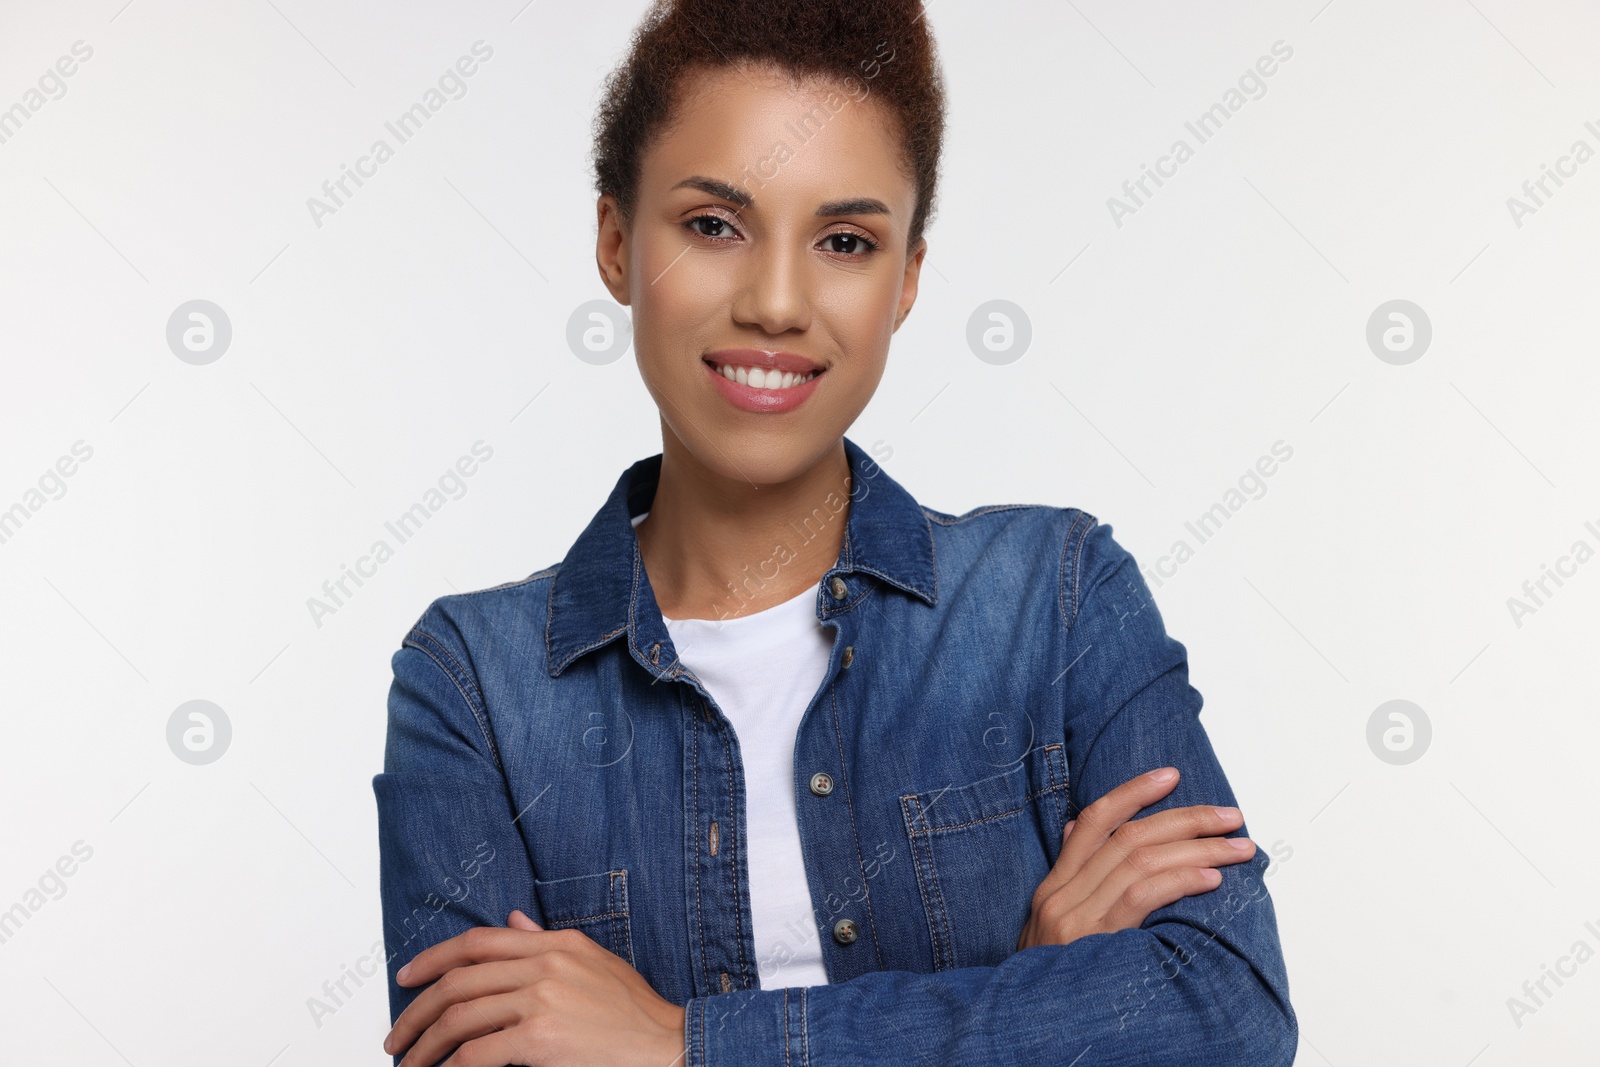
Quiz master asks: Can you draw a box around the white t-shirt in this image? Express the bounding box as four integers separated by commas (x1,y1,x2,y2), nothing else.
632,511,834,988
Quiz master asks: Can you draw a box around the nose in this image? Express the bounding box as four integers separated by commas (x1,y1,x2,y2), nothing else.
730,234,811,336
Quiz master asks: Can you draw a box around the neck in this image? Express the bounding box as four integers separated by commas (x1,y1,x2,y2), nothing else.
636,426,852,621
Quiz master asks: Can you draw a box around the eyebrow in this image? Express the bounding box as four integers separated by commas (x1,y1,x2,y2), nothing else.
672,176,891,218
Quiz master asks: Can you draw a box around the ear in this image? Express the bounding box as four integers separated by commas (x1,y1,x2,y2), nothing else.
893,236,927,333
595,194,632,306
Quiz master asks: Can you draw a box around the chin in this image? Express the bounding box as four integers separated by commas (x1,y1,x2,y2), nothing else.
673,417,846,488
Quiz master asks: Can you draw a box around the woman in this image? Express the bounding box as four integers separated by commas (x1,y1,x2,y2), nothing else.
374,1,1297,1064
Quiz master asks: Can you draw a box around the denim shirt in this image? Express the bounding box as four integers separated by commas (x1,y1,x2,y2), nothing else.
373,435,1297,1066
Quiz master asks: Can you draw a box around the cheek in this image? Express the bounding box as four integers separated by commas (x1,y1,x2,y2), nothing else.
819,272,901,349
632,241,727,333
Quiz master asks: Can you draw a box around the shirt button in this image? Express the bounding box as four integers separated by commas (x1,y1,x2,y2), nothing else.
809,771,834,796
841,645,855,668
829,576,848,601
833,918,859,945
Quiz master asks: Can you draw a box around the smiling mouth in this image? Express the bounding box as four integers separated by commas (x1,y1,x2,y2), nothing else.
702,358,823,390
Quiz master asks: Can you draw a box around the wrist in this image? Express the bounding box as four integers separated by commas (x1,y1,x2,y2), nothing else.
667,1003,688,1062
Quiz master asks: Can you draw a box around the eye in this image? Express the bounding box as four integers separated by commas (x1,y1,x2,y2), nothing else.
684,212,740,242
821,230,882,258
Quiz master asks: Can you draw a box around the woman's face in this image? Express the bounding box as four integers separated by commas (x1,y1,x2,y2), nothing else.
596,61,926,487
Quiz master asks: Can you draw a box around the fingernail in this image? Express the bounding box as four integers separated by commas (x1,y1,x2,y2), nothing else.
1214,806,1240,821
1227,837,1254,852
1148,767,1177,783
397,962,412,982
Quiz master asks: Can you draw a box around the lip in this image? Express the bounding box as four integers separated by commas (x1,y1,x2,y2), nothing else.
706,349,824,375
702,351,825,414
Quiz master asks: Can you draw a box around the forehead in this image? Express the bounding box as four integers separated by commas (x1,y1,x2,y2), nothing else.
643,62,913,210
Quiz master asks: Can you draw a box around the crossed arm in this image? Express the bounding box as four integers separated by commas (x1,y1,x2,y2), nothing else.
375,525,1297,1066
381,768,1276,1066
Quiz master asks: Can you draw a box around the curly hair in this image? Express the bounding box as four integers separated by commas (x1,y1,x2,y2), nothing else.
591,0,947,251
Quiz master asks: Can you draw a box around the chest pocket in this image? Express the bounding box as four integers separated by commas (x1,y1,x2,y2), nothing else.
900,742,1069,971
531,869,635,967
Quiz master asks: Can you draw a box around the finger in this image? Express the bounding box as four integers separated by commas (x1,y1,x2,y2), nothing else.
398,925,556,987
1031,830,1250,943
1097,865,1225,933
1063,768,1182,868
437,1028,535,1067
1036,825,1075,908
1036,767,1180,900
388,956,536,1055
1071,803,1244,898
507,909,542,931
1081,835,1255,925
395,989,524,1067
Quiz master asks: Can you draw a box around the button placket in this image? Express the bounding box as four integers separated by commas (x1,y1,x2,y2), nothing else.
686,685,753,994
794,614,881,979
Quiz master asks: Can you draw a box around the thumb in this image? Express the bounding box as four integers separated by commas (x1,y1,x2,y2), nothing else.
507,909,542,931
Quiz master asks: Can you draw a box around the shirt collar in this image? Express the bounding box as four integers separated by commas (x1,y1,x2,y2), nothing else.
545,435,937,678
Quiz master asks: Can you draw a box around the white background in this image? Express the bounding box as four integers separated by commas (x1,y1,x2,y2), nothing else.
2,0,1596,1063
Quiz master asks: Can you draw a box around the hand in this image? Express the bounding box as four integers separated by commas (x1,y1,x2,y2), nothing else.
384,909,687,1067
1016,766,1255,952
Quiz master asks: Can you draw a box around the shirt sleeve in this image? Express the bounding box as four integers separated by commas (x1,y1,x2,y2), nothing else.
372,611,542,1063
682,517,1298,1066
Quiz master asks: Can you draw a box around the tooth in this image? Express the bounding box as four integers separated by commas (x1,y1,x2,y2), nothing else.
749,367,767,388
781,371,795,387
735,366,749,386
722,364,736,380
